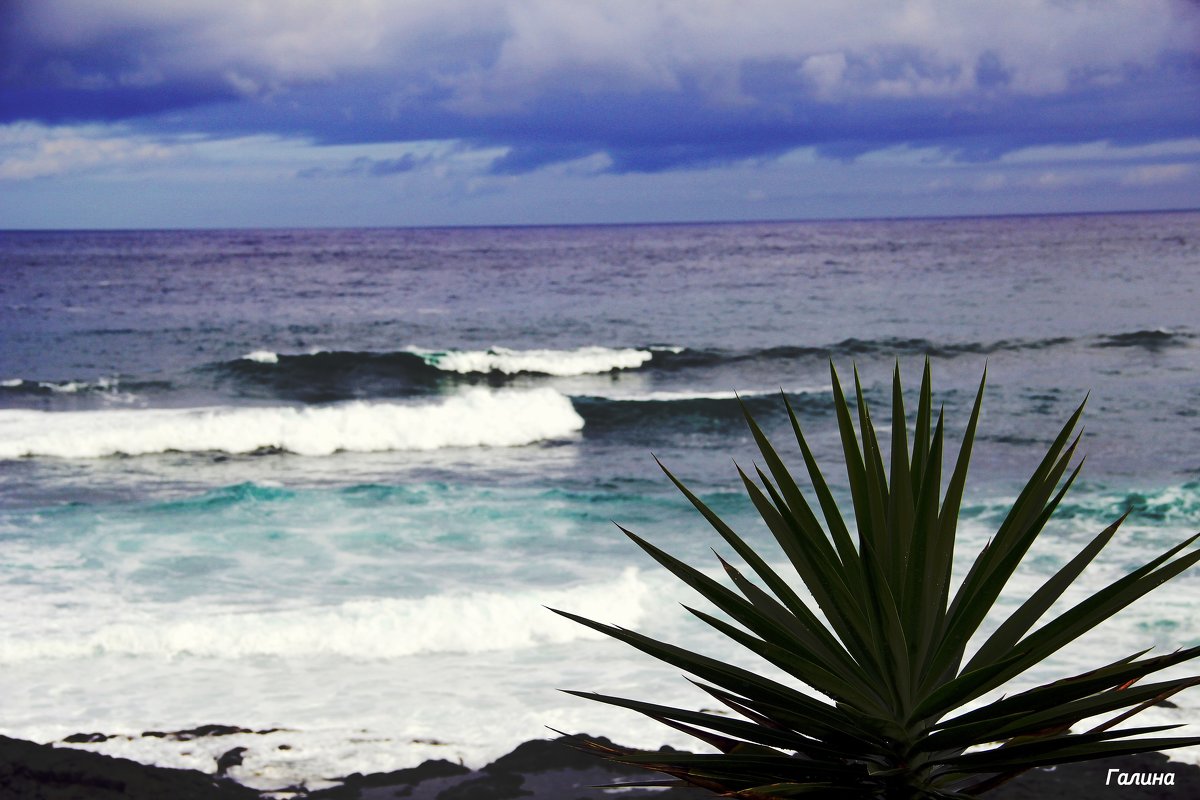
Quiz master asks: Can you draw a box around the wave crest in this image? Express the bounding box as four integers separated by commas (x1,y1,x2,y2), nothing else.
414,346,655,375
240,350,280,364
0,389,583,459
0,376,125,396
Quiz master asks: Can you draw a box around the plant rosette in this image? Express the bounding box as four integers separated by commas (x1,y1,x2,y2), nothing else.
556,361,1200,799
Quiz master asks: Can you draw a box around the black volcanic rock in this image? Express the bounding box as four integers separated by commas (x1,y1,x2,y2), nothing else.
0,735,260,799
307,759,470,799
215,747,248,777
141,725,277,741
59,734,110,745
483,737,620,775
435,772,531,799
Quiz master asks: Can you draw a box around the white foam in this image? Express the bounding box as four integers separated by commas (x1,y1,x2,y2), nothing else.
241,350,280,364
0,377,122,393
3,551,1199,786
0,568,649,662
43,380,91,393
414,346,653,376
0,389,583,458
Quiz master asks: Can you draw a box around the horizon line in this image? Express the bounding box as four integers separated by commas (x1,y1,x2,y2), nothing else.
1,206,1197,235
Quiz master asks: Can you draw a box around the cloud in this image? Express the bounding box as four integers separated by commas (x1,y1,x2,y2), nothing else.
298,153,428,179
1121,163,1195,186
1,1,1198,174
0,122,178,179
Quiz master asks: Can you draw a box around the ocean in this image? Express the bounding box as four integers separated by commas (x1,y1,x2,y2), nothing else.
1,212,1198,790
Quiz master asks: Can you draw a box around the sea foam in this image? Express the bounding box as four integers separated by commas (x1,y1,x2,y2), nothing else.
413,346,653,376
0,389,583,458
0,376,122,394
240,350,280,364
0,568,649,662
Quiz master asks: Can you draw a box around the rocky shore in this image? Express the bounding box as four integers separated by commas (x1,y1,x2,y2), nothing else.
2,731,1198,799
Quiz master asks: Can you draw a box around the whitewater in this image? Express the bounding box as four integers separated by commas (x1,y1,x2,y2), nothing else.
0,389,583,458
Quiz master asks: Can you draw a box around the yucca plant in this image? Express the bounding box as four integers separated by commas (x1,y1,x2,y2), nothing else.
553,362,1200,798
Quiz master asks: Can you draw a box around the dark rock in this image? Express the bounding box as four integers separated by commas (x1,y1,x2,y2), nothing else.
306,759,470,799
142,724,258,743
517,767,703,799
60,733,110,744
216,747,248,777
0,735,261,799
138,725,280,742
435,772,530,799
483,736,625,775
172,725,253,741
355,760,469,788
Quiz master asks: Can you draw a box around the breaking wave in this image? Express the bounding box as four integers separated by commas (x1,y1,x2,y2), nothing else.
214,346,667,402
240,350,280,364
200,331,1196,405
413,345,658,375
0,389,583,459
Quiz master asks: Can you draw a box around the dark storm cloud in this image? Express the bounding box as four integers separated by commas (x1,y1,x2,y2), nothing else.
3,1,1199,175
0,3,242,121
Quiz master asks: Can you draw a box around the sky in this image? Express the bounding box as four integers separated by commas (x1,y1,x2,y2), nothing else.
1,1,1198,229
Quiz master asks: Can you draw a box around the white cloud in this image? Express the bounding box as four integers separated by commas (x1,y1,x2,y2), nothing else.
1121,163,1195,186
799,53,848,100
0,123,178,179
936,157,1200,196
0,121,501,184
999,138,1200,165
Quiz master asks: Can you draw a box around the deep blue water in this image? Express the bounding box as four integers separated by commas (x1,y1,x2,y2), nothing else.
0,212,1198,785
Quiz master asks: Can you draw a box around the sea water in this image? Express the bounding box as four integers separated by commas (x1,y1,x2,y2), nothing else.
1,213,1198,789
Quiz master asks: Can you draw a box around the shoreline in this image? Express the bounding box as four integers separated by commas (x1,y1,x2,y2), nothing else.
3,732,1199,799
